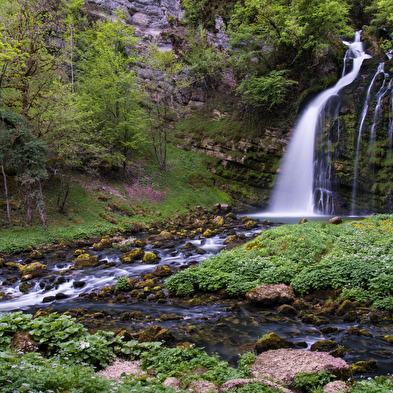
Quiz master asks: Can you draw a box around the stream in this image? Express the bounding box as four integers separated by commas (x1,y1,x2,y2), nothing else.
1,215,392,377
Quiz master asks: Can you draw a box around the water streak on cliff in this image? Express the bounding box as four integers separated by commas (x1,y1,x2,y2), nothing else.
269,32,370,215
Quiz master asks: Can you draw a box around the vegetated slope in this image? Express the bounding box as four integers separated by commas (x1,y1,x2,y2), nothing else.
0,145,231,254
166,215,393,310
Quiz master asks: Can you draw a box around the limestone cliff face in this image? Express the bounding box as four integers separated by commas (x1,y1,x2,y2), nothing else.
88,0,184,49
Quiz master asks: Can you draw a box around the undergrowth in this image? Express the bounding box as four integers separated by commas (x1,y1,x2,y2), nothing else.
166,215,393,310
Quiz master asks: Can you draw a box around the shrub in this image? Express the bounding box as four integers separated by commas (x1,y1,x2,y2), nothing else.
116,276,130,291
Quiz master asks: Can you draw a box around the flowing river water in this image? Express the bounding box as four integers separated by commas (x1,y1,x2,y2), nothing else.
1,215,393,377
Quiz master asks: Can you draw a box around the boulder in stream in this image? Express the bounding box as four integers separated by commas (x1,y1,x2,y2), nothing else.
74,253,100,269
250,349,352,389
247,284,295,306
255,333,295,354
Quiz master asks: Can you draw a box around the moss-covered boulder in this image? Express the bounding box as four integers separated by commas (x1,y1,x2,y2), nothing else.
120,248,145,263
142,252,160,264
74,253,100,269
212,216,224,228
223,235,237,245
18,262,45,278
29,250,44,259
351,360,377,374
138,325,174,343
336,300,355,316
254,333,295,354
19,282,33,293
310,340,337,352
153,265,172,277
277,304,297,316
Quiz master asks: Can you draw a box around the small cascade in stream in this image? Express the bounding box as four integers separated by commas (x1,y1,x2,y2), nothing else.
270,32,371,215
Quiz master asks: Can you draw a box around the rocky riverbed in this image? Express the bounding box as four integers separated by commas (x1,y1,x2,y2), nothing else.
1,205,393,391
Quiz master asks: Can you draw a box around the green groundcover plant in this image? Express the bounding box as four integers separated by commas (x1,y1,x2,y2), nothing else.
166,215,393,310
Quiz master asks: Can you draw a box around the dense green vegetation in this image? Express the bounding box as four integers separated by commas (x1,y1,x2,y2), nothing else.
166,215,393,310
0,0,392,235
1,311,393,392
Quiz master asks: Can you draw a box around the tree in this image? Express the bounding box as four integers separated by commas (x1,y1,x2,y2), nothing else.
75,11,146,171
367,0,393,52
0,110,48,229
0,0,62,128
227,0,352,107
142,45,193,171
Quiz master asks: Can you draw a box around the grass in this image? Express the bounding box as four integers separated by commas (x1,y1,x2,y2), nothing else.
0,144,233,254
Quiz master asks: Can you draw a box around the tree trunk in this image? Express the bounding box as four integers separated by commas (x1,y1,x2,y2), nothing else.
57,173,71,214
37,181,48,231
1,163,12,226
26,183,34,224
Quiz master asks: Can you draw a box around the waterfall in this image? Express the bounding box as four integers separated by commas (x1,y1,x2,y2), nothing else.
351,63,386,214
269,32,371,215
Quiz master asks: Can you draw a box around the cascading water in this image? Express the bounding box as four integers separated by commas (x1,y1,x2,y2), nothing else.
351,63,387,214
270,32,371,215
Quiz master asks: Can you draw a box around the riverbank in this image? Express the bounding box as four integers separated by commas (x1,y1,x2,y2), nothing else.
2,212,393,392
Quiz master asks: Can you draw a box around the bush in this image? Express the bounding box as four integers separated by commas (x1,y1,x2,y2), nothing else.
116,276,130,291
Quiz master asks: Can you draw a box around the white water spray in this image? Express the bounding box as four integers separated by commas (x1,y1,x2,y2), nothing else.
269,32,371,215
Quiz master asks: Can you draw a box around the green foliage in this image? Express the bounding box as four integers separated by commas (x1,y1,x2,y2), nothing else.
227,382,284,393
0,349,175,393
236,70,298,109
0,312,32,346
141,345,252,385
351,375,393,392
116,276,130,291
294,370,336,392
166,215,393,310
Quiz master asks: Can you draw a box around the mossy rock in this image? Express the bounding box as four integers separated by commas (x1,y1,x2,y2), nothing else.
184,242,195,249
153,265,172,277
74,254,100,269
254,332,295,354
330,346,350,358
128,278,139,289
223,235,236,245
142,252,160,264
0,258,5,267
320,326,343,334
18,262,46,278
381,335,393,343
359,329,372,337
342,311,358,322
336,300,355,316
310,340,337,352
212,216,224,228
351,360,377,374
73,249,86,257
313,315,329,326
29,251,44,259
121,248,145,262
202,229,214,238
244,220,258,229
136,279,155,289
92,243,104,251
277,304,297,316
138,325,174,343
19,282,33,293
